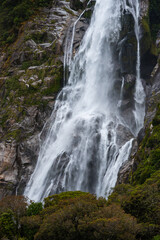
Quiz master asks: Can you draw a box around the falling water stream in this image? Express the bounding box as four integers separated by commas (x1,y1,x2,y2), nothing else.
24,0,145,202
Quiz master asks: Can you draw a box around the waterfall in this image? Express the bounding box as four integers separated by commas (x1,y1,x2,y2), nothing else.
64,0,92,84
123,0,145,136
24,0,144,202
117,77,124,108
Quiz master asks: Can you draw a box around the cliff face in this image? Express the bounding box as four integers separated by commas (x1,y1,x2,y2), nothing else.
117,0,160,184
0,0,160,198
0,0,90,198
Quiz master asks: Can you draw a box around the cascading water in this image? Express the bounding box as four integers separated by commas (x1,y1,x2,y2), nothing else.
64,0,92,83
24,0,145,202
123,0,145,136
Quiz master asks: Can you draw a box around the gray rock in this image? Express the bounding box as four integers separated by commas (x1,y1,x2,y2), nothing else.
16,134,40,195
25,39,37,49
0,141,18,198
116,124,134,147
117,139,138,184
140,0,149,19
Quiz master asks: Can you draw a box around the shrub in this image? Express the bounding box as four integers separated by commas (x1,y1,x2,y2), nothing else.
27,202,43,216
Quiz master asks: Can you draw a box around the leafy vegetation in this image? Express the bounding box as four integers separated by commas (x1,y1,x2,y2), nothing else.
0,185,159,240
0,0,54,45
0,192,142,240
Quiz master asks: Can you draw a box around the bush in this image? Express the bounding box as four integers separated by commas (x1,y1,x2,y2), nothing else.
27,202,43,216
0,211,16,239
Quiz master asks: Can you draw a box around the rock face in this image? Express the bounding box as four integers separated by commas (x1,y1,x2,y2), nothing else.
0,0,90,198
117,0,160,185
70,0,87,10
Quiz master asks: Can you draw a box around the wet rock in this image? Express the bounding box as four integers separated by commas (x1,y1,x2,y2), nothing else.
73,18,89,51
123,74,136,95
70,0,84,10
16,134,40,195
116,124,134,147
118,12,137,75
0,141,18,198
145,67,160,127
117,139,138,184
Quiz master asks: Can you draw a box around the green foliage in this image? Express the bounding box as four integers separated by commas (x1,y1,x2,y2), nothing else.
0,211,16,239
35,194,140,240
27,202,43,216
44,191,90,207
108,104,160,238
21,215,41,240
0,188,159,240
42,65,63,96
0,0,53,45
109,181,160,239
0,196,28,239
132,105,160,184
153,235,160,240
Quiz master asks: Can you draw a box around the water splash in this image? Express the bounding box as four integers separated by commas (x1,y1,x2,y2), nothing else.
24,0,144,202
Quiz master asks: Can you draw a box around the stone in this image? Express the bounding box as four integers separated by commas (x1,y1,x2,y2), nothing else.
31,80,42,87
116,124,134,147
25,39,37,49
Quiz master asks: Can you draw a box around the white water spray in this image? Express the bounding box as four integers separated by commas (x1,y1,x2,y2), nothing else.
24,0,145,202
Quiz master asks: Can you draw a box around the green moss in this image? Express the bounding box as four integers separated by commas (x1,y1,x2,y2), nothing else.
153,235,160,240
62,7,75,16
0,58,63,141
42,65,63,95
21,57,47,70
5,129,22,141
141,17,152,55
150,43,158,56
132,105,160,185
83,9,93,19
29,31,48,44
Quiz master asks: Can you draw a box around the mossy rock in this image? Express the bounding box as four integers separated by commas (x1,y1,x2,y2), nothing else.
140,16,158,80
70,0,84,10
141,17,152,56
119,13,137,74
